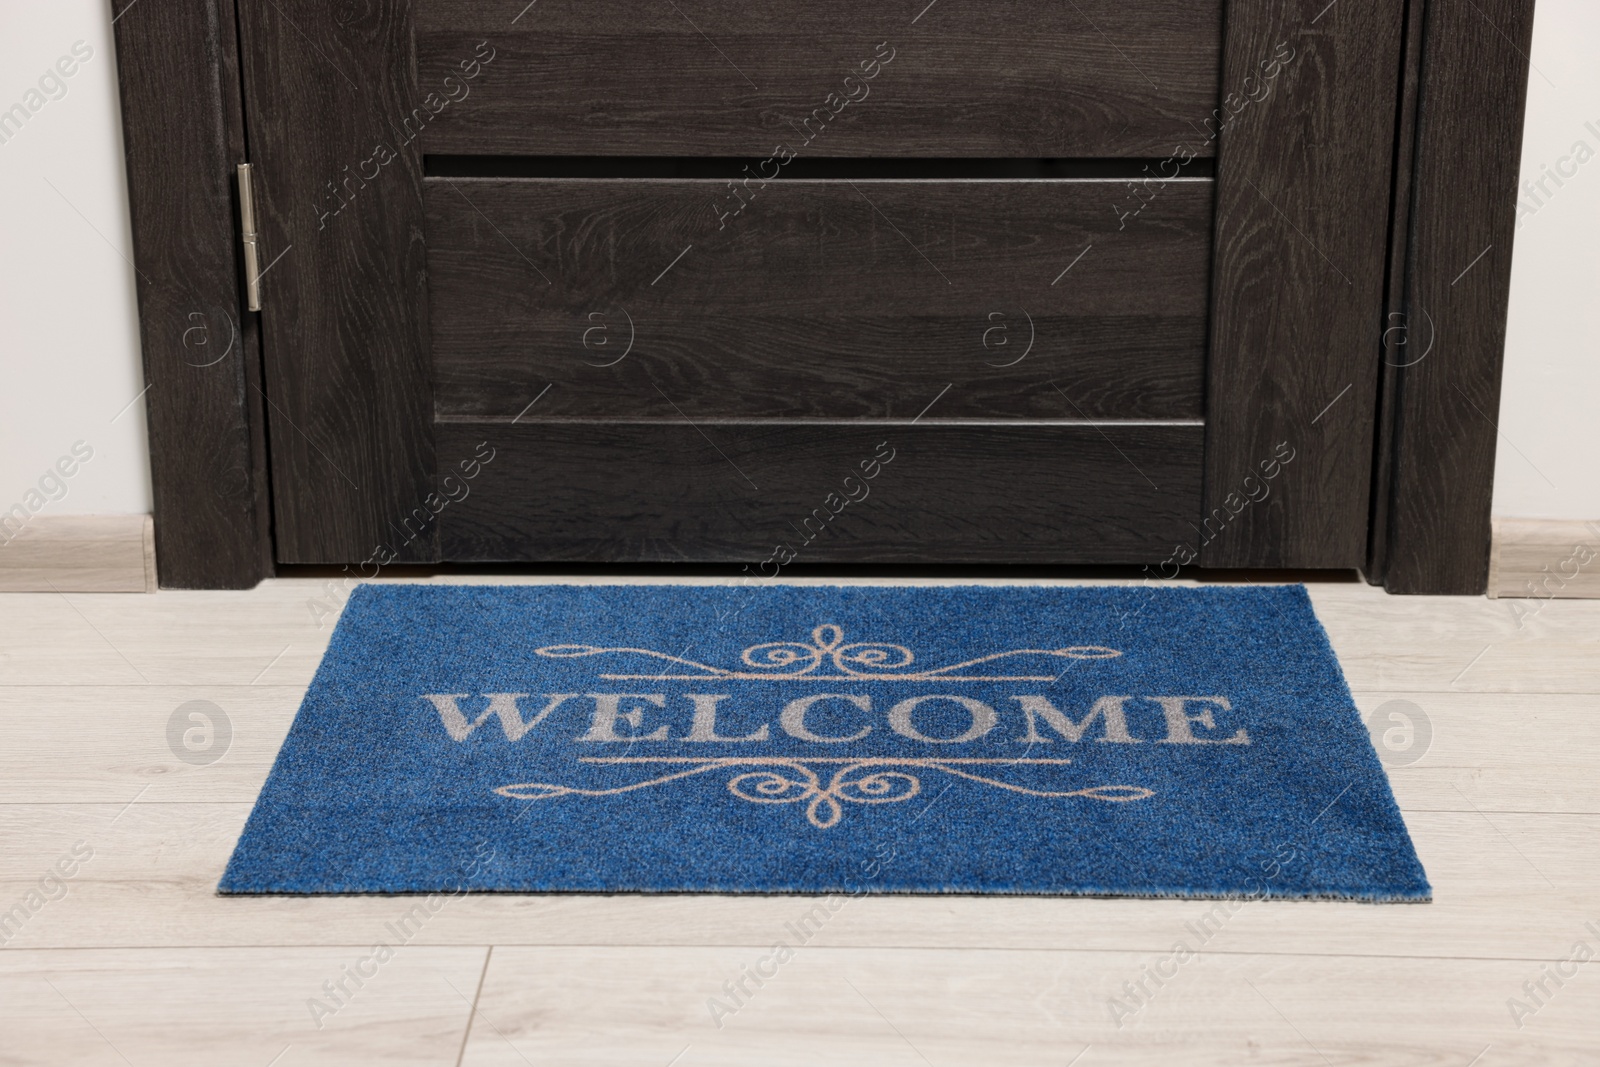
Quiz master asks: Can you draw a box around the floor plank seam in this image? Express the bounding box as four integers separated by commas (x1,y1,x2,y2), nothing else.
452,946,493,1067
4,945,1590,964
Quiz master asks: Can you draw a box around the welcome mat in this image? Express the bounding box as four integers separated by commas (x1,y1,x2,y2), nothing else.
221,584,1429,901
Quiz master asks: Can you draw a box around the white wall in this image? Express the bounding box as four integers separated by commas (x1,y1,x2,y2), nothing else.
1495,0,1600,520
0,0,149,519
0,1,1589,529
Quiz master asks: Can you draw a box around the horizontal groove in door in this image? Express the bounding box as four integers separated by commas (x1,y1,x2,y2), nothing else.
438,422,1204,564
434,417,1209,427
426,178,1214,422
425,156,1217,181
417,0,1223,158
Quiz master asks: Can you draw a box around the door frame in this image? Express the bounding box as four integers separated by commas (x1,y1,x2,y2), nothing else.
110,0,1536,592
111,0,274,590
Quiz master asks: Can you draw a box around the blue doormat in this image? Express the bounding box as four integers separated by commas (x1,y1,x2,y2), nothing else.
221,584,1429,901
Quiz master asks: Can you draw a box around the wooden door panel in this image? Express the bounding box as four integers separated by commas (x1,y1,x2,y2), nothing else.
1203,0,1406,568
416,0,1224,157
426,178,1212,420
437,422,1203,563
235,0,436,564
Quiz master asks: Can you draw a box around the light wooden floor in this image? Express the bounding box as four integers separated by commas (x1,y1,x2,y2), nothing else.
2,574,1598,1065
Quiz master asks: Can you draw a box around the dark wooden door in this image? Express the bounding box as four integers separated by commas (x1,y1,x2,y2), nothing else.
235,0,1405,569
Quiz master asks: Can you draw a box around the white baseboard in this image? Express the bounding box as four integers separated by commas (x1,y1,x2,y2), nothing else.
0,515,156,593
1487,518,1600,600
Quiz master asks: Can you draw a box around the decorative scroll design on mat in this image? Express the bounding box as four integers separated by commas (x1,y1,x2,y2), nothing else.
496,757,1153,829
536,624,1121,681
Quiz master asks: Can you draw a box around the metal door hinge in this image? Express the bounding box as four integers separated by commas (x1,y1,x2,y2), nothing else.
236,163,262,312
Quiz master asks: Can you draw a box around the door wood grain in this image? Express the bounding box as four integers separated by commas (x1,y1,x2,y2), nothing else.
1202,0,1406,569
234,0,437,564
438,421,1203,564
1377,0,1536,594
416,0,1224,158
426,178,1212,420
110,0,273,588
